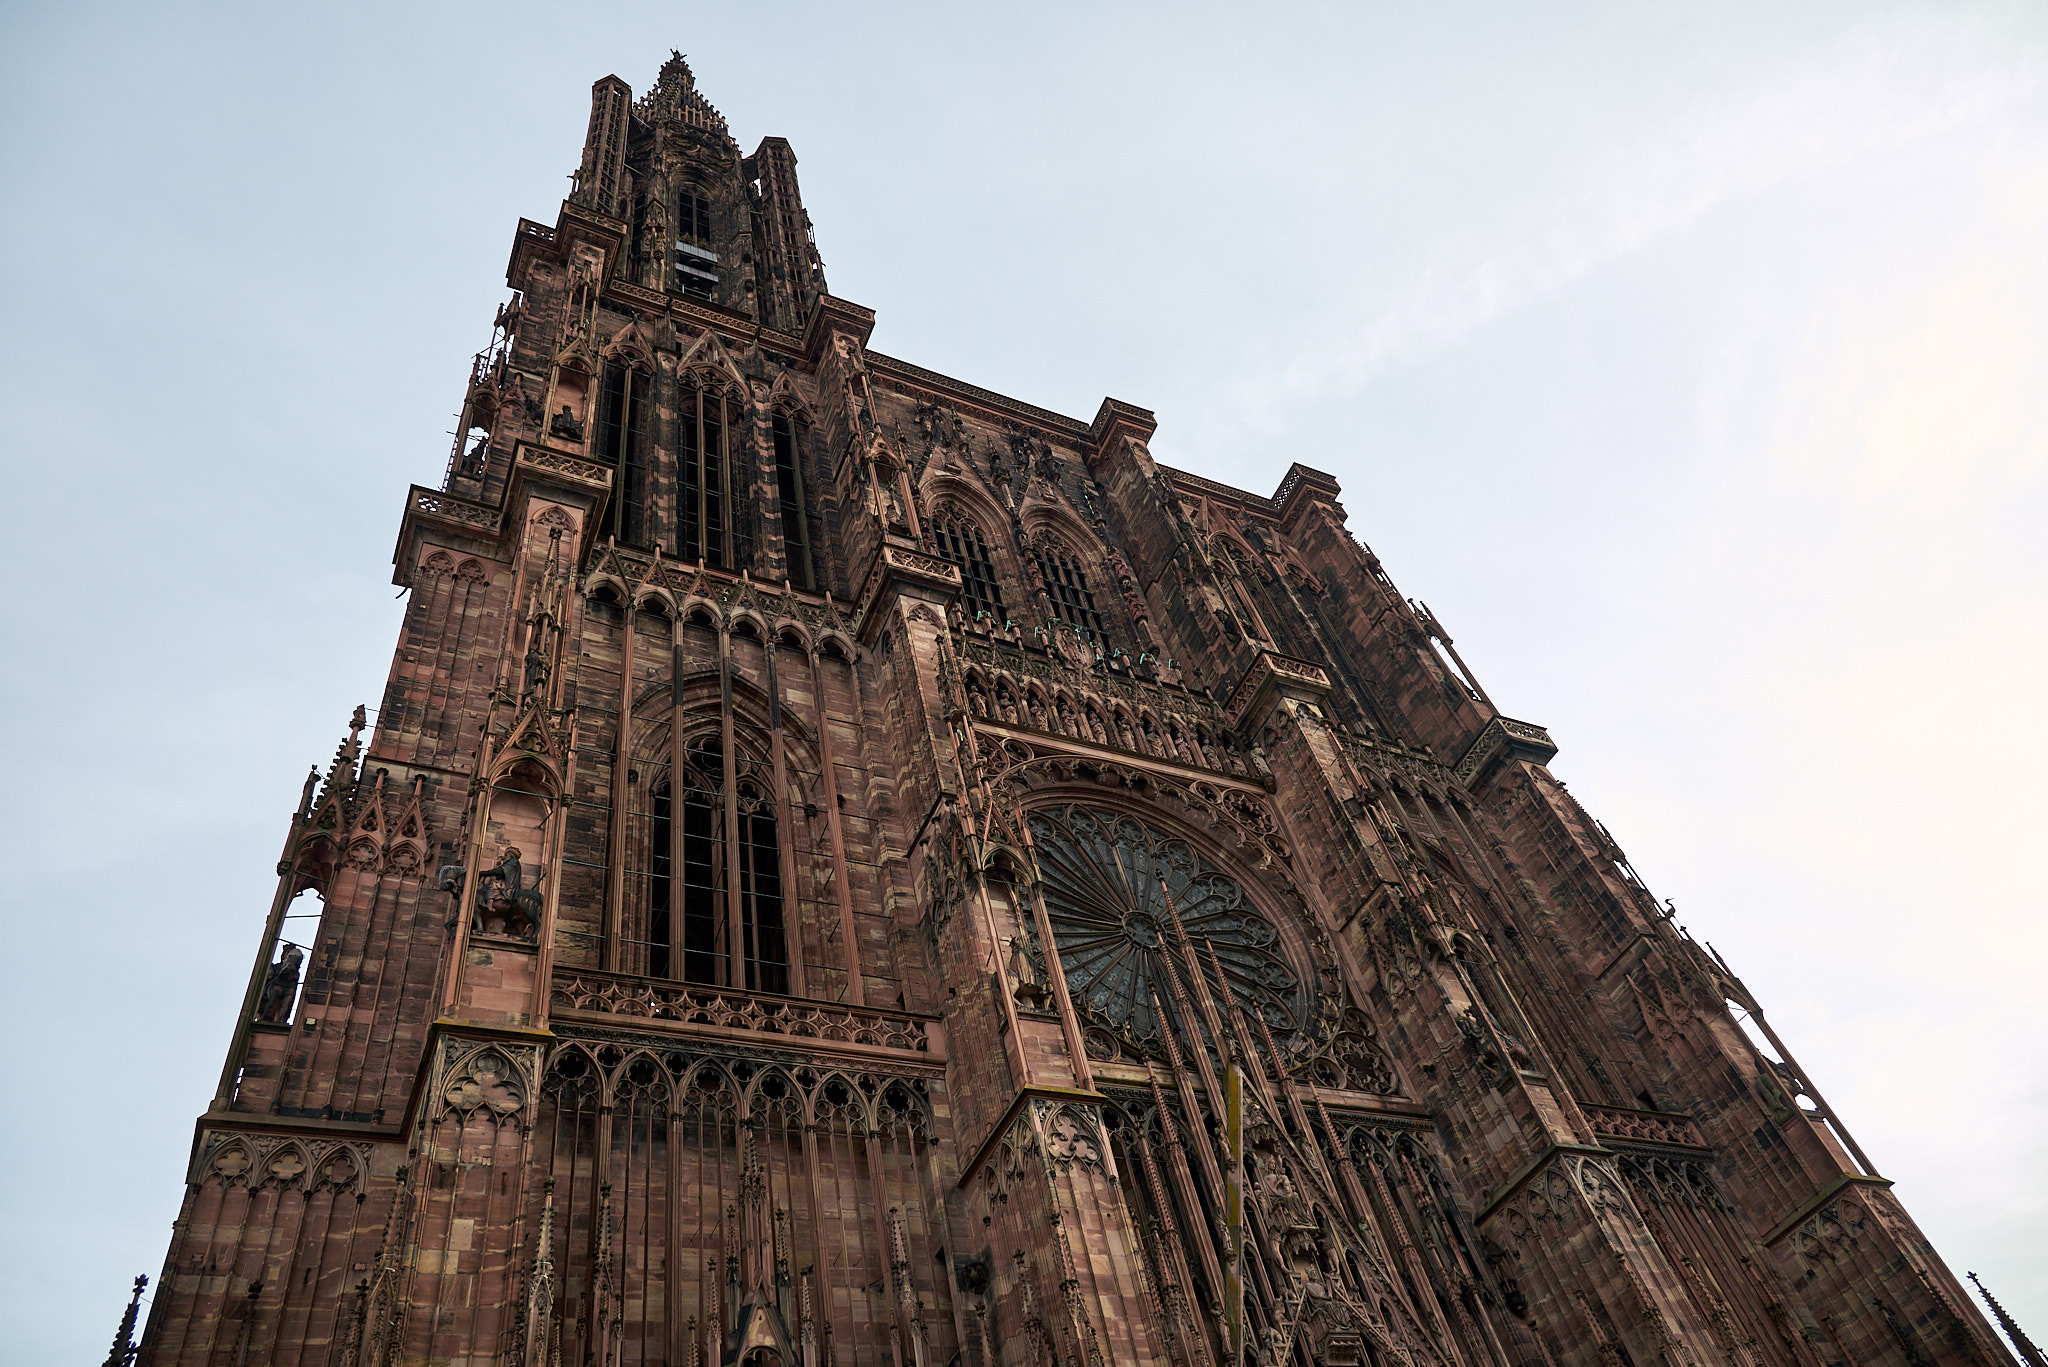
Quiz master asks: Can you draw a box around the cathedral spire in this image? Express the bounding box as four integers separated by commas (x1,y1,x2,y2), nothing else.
636,49,730,138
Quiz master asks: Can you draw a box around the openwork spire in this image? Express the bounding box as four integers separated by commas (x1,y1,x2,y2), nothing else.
636,50,730,137
1970,1273,2047,1367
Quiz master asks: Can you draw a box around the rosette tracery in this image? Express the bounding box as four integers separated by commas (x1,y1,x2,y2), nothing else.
1026,803,1307,1061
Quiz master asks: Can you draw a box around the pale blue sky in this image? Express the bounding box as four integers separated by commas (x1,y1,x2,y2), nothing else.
3,2,2043,1359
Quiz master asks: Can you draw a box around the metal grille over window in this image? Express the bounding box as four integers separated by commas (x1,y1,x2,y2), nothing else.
1034,544,1105,647
935,517,1007,626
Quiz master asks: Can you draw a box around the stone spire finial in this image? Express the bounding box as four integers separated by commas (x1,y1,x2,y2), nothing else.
101,1274,146,1367
319,704,368,803
636,49,731,137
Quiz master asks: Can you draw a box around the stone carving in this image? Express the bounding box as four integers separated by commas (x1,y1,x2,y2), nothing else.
440,1047,528,1126
194,1132,369,1195
474,846,542,940
255,943,302,1023
550,971,932,1055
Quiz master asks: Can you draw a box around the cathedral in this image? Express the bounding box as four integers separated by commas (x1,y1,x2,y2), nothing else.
135,53,2025,1367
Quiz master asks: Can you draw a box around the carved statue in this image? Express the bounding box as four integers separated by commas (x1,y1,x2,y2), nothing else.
256,943,303,1023
475,846,543,941
522,642,551,696
1009,937,1047,1008
550,405,584,441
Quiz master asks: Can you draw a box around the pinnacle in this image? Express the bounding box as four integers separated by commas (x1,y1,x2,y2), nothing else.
318,703,368,801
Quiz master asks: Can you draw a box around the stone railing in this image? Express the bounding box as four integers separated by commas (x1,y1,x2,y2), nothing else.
1451,715,1559,786
516,447,613,487
550,970,935,1056
411,487,500,532
951,631,1260,781
1585,1105,1707,1150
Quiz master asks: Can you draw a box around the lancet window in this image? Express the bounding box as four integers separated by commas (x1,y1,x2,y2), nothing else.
644,733,788,994
770,409,814,591
678,373,741,568
934,513,1007,625
677,185,713,243
673,186,719,299
595,361,651,544
1033,539,1106,647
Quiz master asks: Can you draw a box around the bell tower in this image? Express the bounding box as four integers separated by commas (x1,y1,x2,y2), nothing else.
134,51,2026,1367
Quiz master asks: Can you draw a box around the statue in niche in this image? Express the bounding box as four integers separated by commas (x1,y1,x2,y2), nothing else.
475,846,543,940
256,943,303,1023
522,640,552,696
1009,936,1048,1009
550,405,584,441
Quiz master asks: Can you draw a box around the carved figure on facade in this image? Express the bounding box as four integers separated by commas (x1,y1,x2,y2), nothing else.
473,845,543,940
255,941,303,1023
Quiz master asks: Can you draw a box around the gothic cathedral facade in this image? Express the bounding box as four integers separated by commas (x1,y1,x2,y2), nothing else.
139,54,2014,1367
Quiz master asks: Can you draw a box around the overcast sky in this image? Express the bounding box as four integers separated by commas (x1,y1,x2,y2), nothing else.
3,2,2043,1360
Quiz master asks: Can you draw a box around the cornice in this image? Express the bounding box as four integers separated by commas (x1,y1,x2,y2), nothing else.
867,351,1094,441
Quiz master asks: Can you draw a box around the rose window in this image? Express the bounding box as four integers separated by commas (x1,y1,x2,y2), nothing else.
1026,803,1307,1060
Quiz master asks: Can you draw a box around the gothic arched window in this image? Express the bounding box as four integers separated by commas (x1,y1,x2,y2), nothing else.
678,186,713,243
673,187,718,299
771,410,814,591
646,734,788,992
679,374,741,568
1033,540,1105,647
934,514,1008,626
596,362,651,544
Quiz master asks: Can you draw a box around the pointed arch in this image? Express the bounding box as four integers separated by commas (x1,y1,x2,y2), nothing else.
928,500,1009,627
1026,525,1107,647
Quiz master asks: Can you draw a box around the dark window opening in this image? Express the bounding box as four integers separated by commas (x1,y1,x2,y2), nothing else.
1034,545,1105,647
739,787,788,995
771,411,814,591
936,518,1007,625
596,363,649,544
649,781,673,979
674,188,718,299
679,377,737,568
651,736,788,993
678,187,712,243
680,779,721,985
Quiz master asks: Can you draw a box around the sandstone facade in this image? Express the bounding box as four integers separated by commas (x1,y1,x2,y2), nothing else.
138,53,2014,1367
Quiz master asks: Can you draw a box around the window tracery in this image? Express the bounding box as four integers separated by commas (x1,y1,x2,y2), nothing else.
1027,803,1310,1062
